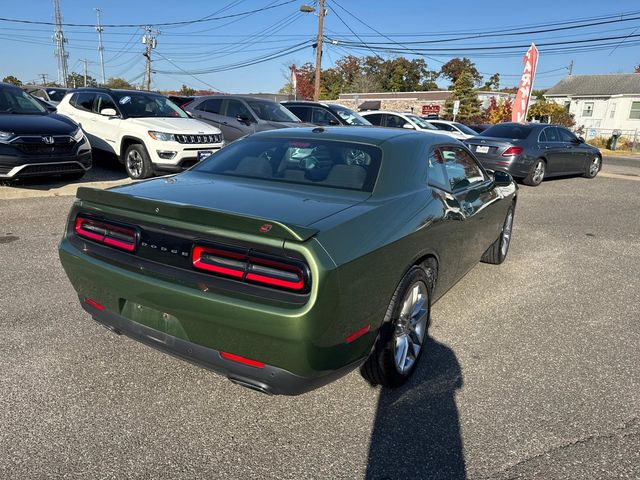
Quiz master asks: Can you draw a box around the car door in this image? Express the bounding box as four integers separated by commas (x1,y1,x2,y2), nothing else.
363,113,384,126
539,126,569,175
190,98,224,131
68,92,98,143
557,127,587,173
438,145,502,276
384,114,410,129
222,99,257,141
285,105,311,123
90,93,121,154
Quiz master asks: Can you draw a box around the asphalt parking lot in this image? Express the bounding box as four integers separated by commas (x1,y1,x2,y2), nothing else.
1,156,639,479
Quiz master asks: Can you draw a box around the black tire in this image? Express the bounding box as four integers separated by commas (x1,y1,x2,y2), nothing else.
361,260,437,388
481,204,515,265
124,144,154,179
583,154,601,179
523,159,545,186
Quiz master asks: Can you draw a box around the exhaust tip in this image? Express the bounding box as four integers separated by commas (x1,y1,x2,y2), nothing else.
228,376,272,395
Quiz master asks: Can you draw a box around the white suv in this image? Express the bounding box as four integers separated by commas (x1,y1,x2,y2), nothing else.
57,88,224,179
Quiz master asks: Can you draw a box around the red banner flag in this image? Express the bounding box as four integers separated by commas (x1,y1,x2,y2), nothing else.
511,43,539,123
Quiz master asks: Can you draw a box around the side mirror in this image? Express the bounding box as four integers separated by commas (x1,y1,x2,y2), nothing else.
577,136,585,143
493,170,513,187
402,122,415,129
236,115,252,125
100,108,117,117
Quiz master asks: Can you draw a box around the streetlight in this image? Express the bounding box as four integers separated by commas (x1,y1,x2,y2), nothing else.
300,1,325,101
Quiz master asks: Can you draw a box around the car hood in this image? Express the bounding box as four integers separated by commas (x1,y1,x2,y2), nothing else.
110,171,369,227
0,112,77,135
128,117,222,134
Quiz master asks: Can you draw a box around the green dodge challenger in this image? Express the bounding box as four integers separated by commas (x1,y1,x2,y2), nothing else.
59,127,517,395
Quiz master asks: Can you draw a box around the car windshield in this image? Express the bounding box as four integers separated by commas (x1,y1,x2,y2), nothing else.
113,92,187,118
193,137,382,192
329,104,371,126
452,122,479,135
407,115,437,129
481,124,533,139
0,88,47,115
46,89,68,102
247,99,300,123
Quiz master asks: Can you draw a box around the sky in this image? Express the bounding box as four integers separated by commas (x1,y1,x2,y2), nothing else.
0,0,639,93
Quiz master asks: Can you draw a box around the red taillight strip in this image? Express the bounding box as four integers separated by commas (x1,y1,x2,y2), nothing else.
245,271,305,290
220,351,265,368
502,147,523,157
75,216,136,252
192,246,245,278
85,297,105,311
345,325,370,343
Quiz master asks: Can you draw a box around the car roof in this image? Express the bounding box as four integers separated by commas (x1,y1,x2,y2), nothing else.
196,94,280,103
361,110,409,116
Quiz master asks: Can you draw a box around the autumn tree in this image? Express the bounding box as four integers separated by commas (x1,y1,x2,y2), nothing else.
527,99,575,127
2,75,22,86
485,97,512,123
444,71,482,122
178,84,196,96
440,57,482,87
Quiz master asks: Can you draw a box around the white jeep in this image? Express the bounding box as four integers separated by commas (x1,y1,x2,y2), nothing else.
56,88,224,179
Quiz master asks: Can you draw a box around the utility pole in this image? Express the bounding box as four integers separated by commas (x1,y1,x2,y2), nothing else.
313,0,325,101
52,0,69,87
81,59,90,86
142,26,158,91
95,8,106,85
39,73,48,85
568,60,574,75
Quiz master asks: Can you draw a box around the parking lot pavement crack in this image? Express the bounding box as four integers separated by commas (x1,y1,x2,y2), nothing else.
484,417,639,479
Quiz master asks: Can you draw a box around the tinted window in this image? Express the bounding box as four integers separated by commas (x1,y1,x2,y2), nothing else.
200,98,222,114
364,113,383,125
46,89,67,102
193,138,382,192
225,99,253,120
452,123,478,135
432,122,455,131
30,90,47,99
385,114,407,128
94,94,118,114
312,107,339,125
558,128,577,142
481,124,533,139
543,127,560,142
427,149,448,190
285,105,310,122
74,92,96,112
440,147,486,191
245,99,299,122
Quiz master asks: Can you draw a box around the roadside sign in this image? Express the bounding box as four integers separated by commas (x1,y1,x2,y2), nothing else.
452,100,460,121
512,43,539,123
422,104,440,115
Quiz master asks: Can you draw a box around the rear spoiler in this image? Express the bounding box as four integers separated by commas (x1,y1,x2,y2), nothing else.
75,187,318,242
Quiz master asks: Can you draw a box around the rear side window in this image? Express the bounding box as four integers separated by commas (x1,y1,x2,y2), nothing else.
481,124,532,139
198,98,222,114
543,127,560,142
286,105,311,122
193,138,382,192
440,146,486,191
73,92,95,112
364,113,383,125
433,122,455,131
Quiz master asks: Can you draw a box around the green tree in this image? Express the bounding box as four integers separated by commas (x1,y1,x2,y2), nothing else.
2,75,22,86
178,84,196,96
444,71,482,122
67,72,97,88
527,99,575,127
483,73,500,91
440,57,482,87
104,77,133,89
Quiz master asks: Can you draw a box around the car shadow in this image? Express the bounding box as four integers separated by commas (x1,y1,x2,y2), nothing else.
3,150,127,190
365,337,466,480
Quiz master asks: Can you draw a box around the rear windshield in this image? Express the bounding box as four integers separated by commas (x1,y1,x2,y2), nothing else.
193,137,382,192
328,104,371,126
452,122,479,135
407,115,437,130
246,99,300,123
481,124,533,139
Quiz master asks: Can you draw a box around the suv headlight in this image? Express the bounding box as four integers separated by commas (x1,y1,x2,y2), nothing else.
148,131,176,142
0,131,14,143
72,128,84,142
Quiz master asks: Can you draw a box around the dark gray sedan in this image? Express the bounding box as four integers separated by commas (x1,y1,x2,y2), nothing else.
185,95,306,143
465,123,602,186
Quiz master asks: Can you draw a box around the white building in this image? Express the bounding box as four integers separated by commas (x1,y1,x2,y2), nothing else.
545,74,640,137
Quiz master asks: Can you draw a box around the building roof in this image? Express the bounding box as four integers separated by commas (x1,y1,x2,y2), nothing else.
545,74,640,96
339,91,452,101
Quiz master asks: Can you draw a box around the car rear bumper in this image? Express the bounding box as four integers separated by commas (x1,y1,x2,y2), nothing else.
81,295,360,395
477,156,533,178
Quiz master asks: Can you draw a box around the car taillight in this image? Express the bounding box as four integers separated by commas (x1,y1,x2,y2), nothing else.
74,215,137,252
192,245,309,293
502,147,523,156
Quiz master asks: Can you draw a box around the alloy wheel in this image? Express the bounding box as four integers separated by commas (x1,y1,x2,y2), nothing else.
589,156,600,176
532,161,545,184
126,150,143,178
393,281,428,374
501,210,514,257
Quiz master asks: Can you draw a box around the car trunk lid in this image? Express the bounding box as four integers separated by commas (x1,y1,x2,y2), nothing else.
466,136,524,161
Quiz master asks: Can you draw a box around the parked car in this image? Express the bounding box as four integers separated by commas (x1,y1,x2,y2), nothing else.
281,101,371,126
185,95,306,143
59,127,517,395
56,88,224,179
167,95,196,109
0,82,91,180
361,110,455,138
466,123,492,134
22,85,70,106
465,122,602,186
425,119,478,140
